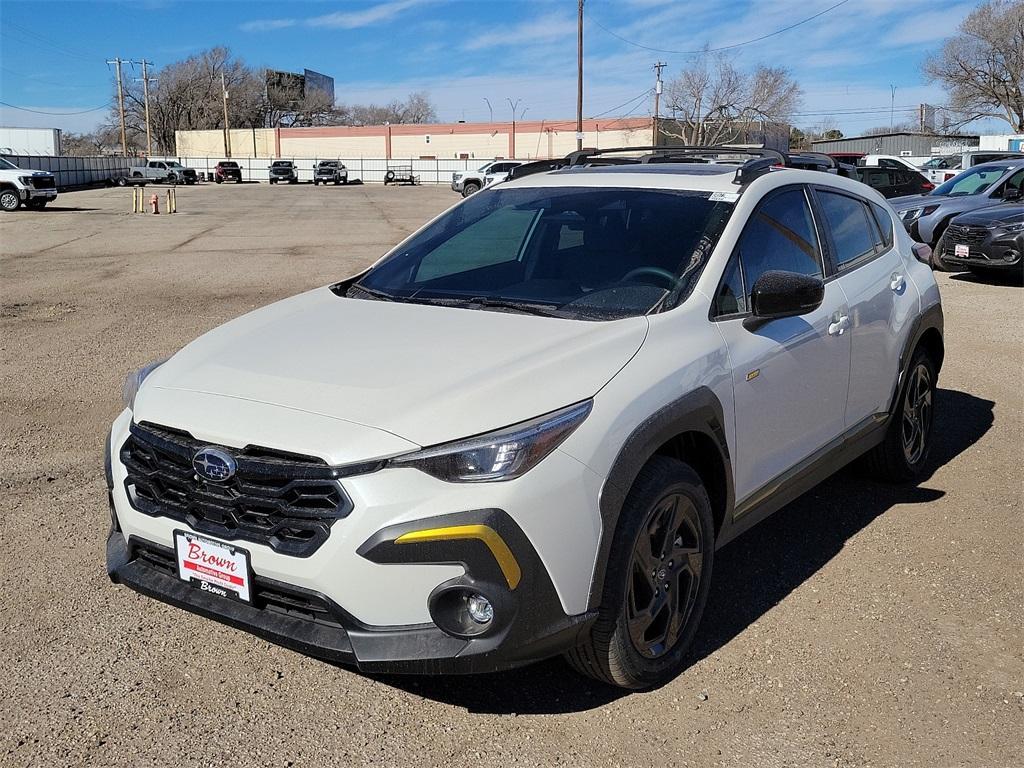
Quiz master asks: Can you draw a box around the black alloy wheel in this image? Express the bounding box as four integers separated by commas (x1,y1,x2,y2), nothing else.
901,361,933,466
626,491,706,659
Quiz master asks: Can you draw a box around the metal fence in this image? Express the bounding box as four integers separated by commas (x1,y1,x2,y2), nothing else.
157,156,496,185
0,154,137,189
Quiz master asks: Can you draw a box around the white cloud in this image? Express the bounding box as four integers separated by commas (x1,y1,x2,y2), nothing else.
307,0,427,30
239,18,296,32
463,13,577,51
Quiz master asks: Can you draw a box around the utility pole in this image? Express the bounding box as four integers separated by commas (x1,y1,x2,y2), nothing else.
576,0,584,151
889,84,897,132
221,71,232,158
107,58,128,157
133,59,155,157
652,61,666,146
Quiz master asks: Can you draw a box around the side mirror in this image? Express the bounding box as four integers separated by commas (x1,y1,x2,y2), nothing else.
749,270,824,320
911,242,933,264
1003,186,1022,201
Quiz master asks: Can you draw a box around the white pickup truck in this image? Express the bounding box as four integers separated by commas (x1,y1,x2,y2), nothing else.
451,160,524,196
0,156,58,211
131,159,198,185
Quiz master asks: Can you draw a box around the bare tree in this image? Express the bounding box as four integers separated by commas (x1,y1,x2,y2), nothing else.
923,0,1024,131
344,92,438,126
61,126,124,156
662,52,801,145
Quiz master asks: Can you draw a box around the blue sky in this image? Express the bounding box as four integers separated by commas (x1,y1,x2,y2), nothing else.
0,0,995,136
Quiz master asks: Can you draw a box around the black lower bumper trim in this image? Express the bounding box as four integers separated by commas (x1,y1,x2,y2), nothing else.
107,527,594,674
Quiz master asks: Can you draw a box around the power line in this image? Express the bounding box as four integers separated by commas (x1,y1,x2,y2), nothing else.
0,66,106,90
589,0,851,55
0,100,112,115
0,23,101,62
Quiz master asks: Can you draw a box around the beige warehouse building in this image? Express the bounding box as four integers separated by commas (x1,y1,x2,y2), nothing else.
176,117,654,160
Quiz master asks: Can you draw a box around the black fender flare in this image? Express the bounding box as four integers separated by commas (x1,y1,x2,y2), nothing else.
587,386,733,609
889,301,944,416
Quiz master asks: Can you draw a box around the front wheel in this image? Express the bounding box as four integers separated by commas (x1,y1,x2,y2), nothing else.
461,181,481,197
566,456,715,689
0,189,21,211
26,199,47,210
862,349,937,482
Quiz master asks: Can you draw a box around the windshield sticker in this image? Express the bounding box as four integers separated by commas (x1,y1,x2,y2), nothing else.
709,191,740,203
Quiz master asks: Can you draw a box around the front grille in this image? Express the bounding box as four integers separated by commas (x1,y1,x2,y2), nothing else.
946,224,988,246
120,422,353,557
30,176,56,190
131,540,345,628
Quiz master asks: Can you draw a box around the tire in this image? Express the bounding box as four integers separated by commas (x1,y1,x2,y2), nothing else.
462,181,481,197
341,178,348,185
565,456,715,689
167,173,178,185
334,179,340,185
0,188,21,211
862,348,937,483
116,176,128,187
215,177,223,184
26,199,47,210
269,179,276,185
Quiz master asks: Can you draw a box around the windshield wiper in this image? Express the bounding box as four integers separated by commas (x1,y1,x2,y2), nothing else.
347,283,398,302
460,296,565,317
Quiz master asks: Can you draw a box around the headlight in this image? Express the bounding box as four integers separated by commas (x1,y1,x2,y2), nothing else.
902,205,940,221
18,176,33,185
388,401,592,482
122,358,168,410
1003,222,1024,233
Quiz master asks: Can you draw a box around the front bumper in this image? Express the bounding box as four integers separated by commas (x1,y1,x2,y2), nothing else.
21,186,58,201
106,511,595,674
104,411,602,672
940,232,1023,270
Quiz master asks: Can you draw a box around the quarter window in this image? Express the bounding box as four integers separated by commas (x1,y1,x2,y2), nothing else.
818,190,879,267
870,201,894,249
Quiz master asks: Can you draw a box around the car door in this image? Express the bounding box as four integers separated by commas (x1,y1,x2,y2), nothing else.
814,187,914,428
713,185,852,502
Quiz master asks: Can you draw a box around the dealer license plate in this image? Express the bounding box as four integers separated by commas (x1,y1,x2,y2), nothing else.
954,244,969,258
174,531,252,602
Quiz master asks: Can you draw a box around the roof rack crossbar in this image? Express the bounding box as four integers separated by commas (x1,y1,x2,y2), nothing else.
566,145,787,167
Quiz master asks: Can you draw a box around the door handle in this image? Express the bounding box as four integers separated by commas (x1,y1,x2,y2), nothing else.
890,272,905,292
828,313,849,336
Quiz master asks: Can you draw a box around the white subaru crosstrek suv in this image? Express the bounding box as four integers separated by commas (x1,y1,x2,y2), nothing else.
106,147,944,689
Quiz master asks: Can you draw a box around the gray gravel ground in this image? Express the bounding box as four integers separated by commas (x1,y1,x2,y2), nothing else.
1,182,1021,768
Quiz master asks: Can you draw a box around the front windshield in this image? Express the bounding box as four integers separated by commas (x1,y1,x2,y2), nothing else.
0,158,17,170
273,161,291,167
922,155,956,169
350,186,735,320
166,161,183,168
931,165,1012,196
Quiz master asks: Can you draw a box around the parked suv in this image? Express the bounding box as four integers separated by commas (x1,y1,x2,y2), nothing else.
313,160,348,186
106,146,943,689
853,166,934,198
890,158,1024,252
0,156,57,211
452,160,524,196
936,203,1023,276
214,161,242,183
269,160,298,184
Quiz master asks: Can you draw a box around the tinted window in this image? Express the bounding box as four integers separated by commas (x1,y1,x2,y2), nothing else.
355,187,735,320
870,201,894,248
997,169,1024,197
818,191,878,267
735,188,823,289
715,252,746,316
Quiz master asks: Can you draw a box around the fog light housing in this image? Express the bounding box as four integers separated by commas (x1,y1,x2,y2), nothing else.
467,594,493,624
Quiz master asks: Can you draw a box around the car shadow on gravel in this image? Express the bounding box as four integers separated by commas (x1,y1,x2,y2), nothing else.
949,271,1023,287
373,388,993,714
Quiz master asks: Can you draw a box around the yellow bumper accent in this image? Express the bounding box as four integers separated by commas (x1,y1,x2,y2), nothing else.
394,524,522,590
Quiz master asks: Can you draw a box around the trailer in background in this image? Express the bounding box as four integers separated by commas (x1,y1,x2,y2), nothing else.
0,127,61,156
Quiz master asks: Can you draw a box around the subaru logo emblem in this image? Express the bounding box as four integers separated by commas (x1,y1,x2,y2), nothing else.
192,447,236,482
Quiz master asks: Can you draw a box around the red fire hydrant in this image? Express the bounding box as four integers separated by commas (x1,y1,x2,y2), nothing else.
150,193,160,214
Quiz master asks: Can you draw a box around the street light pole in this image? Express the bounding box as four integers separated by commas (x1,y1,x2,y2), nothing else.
576,0,584,151
507,98,522,158
483,97,493,123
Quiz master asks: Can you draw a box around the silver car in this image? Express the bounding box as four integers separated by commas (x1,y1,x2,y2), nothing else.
890,158,1024,247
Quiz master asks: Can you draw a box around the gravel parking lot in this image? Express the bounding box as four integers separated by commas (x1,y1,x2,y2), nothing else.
1,182,1021,768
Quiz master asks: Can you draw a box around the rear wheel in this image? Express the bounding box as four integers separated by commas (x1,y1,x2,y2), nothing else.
566,456,714,689
0,189,21,211
863,348,936,482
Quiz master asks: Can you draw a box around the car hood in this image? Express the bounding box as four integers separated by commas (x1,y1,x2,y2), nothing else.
137,287,648,454
951,204,1024,227
889,193,948,211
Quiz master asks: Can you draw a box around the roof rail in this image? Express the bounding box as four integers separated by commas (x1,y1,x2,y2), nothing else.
565,145,787,167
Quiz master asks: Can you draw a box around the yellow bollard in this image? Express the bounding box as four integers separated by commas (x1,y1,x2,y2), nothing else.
166,188,176,213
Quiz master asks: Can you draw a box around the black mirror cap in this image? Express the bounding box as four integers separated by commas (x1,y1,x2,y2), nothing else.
749,270,825,320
